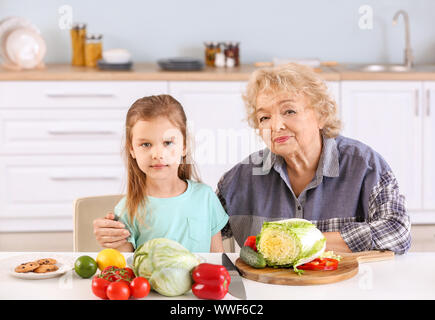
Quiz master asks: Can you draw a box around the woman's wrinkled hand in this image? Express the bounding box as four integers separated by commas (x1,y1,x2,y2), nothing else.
323,232,352,253
93,212,131,249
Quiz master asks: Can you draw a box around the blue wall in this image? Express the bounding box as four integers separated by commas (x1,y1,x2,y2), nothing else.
1,0,433,65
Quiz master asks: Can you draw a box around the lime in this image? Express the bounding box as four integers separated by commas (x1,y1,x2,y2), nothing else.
74,255,98,278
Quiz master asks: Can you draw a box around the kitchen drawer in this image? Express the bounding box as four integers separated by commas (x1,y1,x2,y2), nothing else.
0,81,168,108
0,155,126,219
0,109,125,154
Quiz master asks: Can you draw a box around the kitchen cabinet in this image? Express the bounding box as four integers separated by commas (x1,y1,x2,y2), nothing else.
341,81,434,223
0,81,163,108
0,155,125,232
0,109,125,155
423,82,435,210
326,81,340,102
0,81,167,232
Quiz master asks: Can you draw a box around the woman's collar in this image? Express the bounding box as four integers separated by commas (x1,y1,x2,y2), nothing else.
256,133,340,178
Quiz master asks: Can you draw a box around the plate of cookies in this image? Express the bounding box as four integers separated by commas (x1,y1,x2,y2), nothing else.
9,254,73,280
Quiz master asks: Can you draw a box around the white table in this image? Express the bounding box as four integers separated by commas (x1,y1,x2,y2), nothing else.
0,252,434,300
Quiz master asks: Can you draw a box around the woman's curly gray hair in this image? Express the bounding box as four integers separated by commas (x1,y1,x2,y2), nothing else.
242,63,342,138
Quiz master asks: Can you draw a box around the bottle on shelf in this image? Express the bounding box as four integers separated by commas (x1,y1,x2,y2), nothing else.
70,23,87,66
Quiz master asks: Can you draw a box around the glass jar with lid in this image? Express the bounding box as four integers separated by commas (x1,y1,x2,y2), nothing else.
70,23,87,66
204,42,222,67
85,34,103,67
223,42,240,67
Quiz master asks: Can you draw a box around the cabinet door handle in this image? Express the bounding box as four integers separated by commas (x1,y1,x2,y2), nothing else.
50,176,119,181
427,89,431,117
415,89,419,116
45,92,116,98
48,130,117,135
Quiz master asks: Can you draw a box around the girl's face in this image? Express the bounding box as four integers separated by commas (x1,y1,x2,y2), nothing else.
129,116,186,181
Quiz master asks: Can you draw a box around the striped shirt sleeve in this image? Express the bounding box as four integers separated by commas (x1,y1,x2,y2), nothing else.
340,170,411,254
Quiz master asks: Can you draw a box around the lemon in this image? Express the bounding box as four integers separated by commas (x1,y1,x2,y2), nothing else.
96,248,126,271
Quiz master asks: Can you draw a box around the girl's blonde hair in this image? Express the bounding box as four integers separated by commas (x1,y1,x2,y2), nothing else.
124,94,201,223
242,63,342,138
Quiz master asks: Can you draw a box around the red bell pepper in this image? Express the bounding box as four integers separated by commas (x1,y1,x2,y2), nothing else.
243,236,258,251
191,263,231,300
298,258,339,271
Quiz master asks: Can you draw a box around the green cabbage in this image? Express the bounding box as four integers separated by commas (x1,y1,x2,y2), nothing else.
256,218,326,272
133,238,200,296
149,267,193,297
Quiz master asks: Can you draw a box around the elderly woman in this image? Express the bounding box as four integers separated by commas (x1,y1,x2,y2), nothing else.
217,63,411,254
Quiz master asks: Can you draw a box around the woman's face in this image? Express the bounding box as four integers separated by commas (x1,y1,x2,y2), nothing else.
255,89,324,157
129,116,185,181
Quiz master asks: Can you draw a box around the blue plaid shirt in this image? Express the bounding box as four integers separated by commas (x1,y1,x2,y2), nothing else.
216,134,411,254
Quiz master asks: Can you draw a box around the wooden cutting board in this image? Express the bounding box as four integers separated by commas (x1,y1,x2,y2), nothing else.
234,250,394,286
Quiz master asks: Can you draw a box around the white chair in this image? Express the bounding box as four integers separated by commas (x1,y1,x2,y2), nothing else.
73,194,124,252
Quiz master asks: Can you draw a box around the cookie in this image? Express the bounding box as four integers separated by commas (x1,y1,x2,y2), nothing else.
33,264,59,273
14,262,40,273
36,258,57,265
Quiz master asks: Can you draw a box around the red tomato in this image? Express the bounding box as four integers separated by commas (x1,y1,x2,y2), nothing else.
243,236,257,251
102,266,120,274
123,267,136,281
91,276,111,299
129,277,150,299
106,281,131,300
101,266,135,283
101,266,121,282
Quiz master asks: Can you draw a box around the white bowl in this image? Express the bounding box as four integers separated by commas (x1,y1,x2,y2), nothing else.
102,48,131,64
6,26,46,69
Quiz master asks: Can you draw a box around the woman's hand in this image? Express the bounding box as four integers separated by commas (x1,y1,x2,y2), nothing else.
323,232,352,253
93,212,131,250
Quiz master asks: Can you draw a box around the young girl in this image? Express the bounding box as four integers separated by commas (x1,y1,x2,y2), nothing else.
93,94,228,252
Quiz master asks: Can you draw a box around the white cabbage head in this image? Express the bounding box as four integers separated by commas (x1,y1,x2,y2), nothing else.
257,218,326,270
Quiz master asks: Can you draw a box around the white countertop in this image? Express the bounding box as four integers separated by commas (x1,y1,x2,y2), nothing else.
0,252,434,300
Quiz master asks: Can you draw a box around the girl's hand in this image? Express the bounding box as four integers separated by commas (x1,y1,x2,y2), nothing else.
93,212,131,249
210,231,224,252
